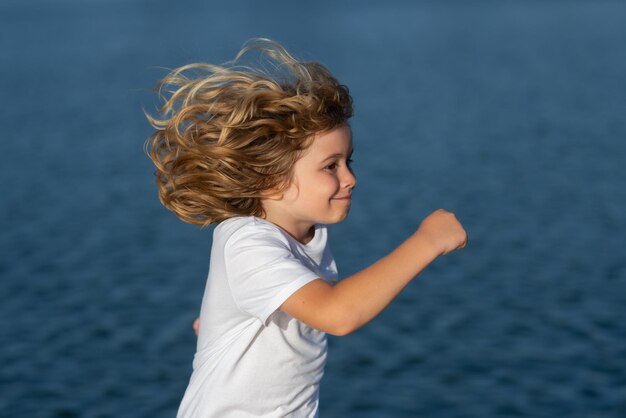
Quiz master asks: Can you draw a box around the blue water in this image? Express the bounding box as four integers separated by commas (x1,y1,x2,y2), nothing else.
1,1,625,417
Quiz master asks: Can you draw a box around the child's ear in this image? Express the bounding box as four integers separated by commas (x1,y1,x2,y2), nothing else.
261,176,293,201
260,187,284,201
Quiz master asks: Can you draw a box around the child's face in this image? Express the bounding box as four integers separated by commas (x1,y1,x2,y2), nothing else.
262,124,356,242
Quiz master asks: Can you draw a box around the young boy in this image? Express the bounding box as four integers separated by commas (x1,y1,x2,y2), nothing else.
146,39,467,417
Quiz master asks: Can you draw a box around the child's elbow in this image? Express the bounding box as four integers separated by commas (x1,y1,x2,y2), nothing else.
326,324,355,337
323,308,361,337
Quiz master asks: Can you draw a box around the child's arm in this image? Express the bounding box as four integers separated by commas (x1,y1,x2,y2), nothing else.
280,209,467,336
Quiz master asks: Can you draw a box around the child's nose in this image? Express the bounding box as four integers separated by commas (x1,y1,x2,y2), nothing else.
342,166,357,189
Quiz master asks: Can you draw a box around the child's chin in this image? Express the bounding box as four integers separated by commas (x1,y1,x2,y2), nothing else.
327,210,350,224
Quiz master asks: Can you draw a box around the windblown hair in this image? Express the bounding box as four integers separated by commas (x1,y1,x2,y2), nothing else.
145,38,353,226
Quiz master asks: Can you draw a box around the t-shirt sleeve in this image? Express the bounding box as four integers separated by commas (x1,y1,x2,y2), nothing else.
224,225,320,325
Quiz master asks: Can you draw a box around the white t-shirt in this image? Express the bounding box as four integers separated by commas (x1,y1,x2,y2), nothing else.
177,216,338,418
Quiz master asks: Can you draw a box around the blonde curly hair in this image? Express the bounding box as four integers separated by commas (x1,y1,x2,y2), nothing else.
145,38,353,226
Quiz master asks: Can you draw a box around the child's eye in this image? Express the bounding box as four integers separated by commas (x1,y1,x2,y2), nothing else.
324,159,354,172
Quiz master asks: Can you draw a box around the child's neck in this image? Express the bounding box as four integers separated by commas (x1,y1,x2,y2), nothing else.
261,215,315,245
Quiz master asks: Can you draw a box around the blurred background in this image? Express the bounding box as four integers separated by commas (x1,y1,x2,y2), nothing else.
1,0,625,417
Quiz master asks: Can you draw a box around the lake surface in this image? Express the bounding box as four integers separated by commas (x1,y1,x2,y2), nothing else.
1,1,625,417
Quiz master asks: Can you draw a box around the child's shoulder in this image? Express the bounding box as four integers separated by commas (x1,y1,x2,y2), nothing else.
214,216,290,248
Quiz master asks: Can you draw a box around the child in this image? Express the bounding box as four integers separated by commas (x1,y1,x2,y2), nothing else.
145,39,467,418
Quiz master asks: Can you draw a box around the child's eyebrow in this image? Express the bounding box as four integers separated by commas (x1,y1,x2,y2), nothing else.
320,149,354,162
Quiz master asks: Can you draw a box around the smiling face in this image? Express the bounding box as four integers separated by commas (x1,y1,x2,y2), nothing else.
262,124,356,243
